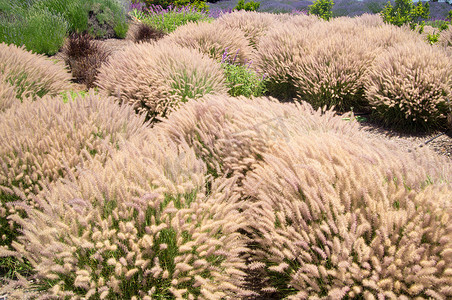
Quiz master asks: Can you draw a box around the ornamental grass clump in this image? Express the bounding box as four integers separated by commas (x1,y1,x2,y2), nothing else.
291,31,375,111
11,133,250,299
96,41,227,121
163,20,254,64
243,131,452,298
352,12,384,27
362,23,420,50
155,94,360,184
438,25,452,48
62,33,112,89
253,23,313,101
282,13,323,28
0,42,73,100
0,91,150,275
365,41,452,131
0,77,17,112
132,22,166,43
216,10,281,49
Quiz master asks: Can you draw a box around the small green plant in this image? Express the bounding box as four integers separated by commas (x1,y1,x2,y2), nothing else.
309,0,334,21
234,0,260,12
59,89,91,103
221,48,267,97
129,5,212,34
380,0,429,27
427,31,440,44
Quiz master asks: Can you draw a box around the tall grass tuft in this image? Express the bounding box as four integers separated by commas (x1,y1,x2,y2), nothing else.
0,42,73,100
163,20,254,64
0,77,17,112
0,91,150,277
10,131,251,298
96,41,227,122
242,129,452,298
365,40,452,131
0,5,68,55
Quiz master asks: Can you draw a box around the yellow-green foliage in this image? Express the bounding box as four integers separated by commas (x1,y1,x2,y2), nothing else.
95,41,228,121
0,42,73,100
163,20,254,64
365,40,452,131
11,132,250,299
243,130,452,298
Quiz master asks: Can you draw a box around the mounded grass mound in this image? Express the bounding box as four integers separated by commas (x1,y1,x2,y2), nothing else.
242,130,452,298
0,91,150,276
155,94,361,184
11,132,251,299
365,40,452,131
163,20,254,65
95,41,227,121
253,23,314,101
0,42,73,100
291,29,375,112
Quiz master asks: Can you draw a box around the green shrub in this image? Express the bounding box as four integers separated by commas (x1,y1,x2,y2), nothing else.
129,5,212,34
0,6,68,55
174,0,210,11
221,50,267,97
222,63,267,97
234,0,260,12
425,19,450,31
380,0,429,27
85,0,129,38
427,31,440,44
309,0,334,21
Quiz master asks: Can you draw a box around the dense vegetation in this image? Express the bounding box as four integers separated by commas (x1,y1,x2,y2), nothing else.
1,0,452,298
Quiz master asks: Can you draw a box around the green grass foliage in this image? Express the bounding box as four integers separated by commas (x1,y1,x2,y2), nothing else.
130,5,213,34
0,0,129,55
234,0,261,12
